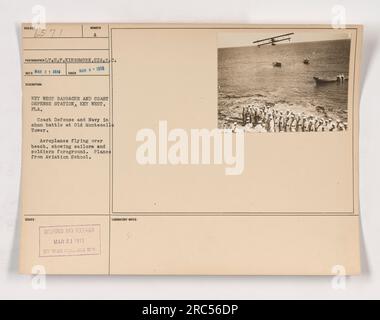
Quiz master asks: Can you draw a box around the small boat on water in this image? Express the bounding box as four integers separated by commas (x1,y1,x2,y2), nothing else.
272,62,282,67
303,59,310,64
313,76,349,85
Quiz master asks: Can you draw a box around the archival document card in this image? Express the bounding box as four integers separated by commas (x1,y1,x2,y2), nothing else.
19,24,362,275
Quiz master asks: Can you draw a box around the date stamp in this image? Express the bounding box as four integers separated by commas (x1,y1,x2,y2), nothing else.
39,224,101,257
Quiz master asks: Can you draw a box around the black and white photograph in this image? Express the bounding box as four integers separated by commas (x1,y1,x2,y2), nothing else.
218,31,352,133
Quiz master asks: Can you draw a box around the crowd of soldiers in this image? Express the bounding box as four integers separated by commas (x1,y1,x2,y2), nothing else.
235,105,347,133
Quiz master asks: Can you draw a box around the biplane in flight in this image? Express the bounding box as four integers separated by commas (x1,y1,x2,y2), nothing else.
252,32,295,47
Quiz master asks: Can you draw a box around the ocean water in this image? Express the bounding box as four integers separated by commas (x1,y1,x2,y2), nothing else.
218,39,351,121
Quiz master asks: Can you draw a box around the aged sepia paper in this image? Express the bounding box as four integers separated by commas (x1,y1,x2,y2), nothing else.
19,24,362,275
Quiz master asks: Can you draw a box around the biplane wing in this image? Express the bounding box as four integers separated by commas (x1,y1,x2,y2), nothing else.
253,32,294,47
257,37,292,47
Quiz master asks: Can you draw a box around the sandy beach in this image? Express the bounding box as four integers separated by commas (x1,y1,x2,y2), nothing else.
218,93,348,130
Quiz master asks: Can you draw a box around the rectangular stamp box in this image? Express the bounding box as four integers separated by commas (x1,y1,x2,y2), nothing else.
39,224,101,257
